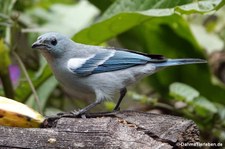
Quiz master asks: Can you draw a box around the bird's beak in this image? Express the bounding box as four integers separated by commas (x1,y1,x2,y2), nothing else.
31,41,47,49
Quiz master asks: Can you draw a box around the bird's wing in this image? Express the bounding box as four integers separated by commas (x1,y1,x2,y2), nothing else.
67,50,166,77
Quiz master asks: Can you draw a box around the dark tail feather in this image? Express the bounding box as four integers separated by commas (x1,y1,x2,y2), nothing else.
155,58,207,67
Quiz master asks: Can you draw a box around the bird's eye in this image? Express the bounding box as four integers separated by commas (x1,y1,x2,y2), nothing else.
51,38,57,46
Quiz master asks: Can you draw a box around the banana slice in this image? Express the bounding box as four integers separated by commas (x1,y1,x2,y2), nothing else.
0,96,44,128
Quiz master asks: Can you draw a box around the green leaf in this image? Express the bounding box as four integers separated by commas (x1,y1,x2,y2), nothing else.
128,91,157,104
192,96,218,116
170,82,199,102
190,24,224,54
73,0,224,45
174,0,224,14
26,76,58,112
99,0,192,21
214,103,225,126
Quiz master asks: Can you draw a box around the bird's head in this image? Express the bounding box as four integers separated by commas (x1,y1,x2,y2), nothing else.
32,32,72,58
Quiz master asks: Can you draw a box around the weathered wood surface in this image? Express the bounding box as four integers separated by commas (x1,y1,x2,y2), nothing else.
0,111,199,149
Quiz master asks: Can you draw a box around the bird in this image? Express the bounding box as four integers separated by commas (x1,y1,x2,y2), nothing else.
32,32,206,116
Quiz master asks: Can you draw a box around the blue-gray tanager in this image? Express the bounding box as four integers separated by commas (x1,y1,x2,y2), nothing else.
32,32,206,116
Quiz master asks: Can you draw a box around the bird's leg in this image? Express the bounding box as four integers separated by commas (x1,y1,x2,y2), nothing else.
113,88,127,111
56,88,127,118
69,100,101,116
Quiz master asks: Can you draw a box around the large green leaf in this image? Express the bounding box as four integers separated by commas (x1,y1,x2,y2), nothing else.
170,82,200,102
26,76,58,112
73,0,225,45
193,96,218,116
99,0,193,21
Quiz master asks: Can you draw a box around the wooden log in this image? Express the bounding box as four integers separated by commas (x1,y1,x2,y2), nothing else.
0,111,199,149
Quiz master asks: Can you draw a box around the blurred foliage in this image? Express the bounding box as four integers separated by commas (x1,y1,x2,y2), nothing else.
0,0,225,145
0,39,11,72
169,82,225,143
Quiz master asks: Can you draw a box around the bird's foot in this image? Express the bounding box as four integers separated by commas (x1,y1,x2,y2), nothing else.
42,110,87,128
56,109,86,118
113,106,120,112
69,109,87,118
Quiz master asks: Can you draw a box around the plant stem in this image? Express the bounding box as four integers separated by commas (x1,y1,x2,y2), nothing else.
0,69,14,98
12,51,42,114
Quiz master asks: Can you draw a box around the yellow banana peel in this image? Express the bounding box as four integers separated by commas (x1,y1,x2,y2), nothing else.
0,96,44,128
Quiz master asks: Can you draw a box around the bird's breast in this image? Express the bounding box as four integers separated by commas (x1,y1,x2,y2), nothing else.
50,61,95,99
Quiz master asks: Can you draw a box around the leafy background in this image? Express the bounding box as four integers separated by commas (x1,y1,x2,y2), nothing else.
1,0,225,145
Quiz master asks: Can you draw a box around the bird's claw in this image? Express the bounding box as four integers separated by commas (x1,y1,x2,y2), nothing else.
56,112,66,116
113,107,120,112
70,110,80,116
54,109,86,118
70,109,87,118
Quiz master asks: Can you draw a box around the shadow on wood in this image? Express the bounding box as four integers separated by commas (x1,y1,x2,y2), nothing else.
0,111,199,149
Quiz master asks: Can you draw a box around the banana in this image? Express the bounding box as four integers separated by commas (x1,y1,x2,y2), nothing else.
0,96,44,128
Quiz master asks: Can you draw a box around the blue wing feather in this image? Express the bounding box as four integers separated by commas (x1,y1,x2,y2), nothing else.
74,51,112,76
73,50,152,76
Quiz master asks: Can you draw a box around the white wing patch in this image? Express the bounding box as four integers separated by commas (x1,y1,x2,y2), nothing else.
67,55,94,72
97,50,115,65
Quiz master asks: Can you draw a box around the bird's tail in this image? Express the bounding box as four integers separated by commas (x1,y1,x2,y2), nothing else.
155,58,207,67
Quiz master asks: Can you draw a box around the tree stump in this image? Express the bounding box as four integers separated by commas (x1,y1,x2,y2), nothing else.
0,111,199,149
